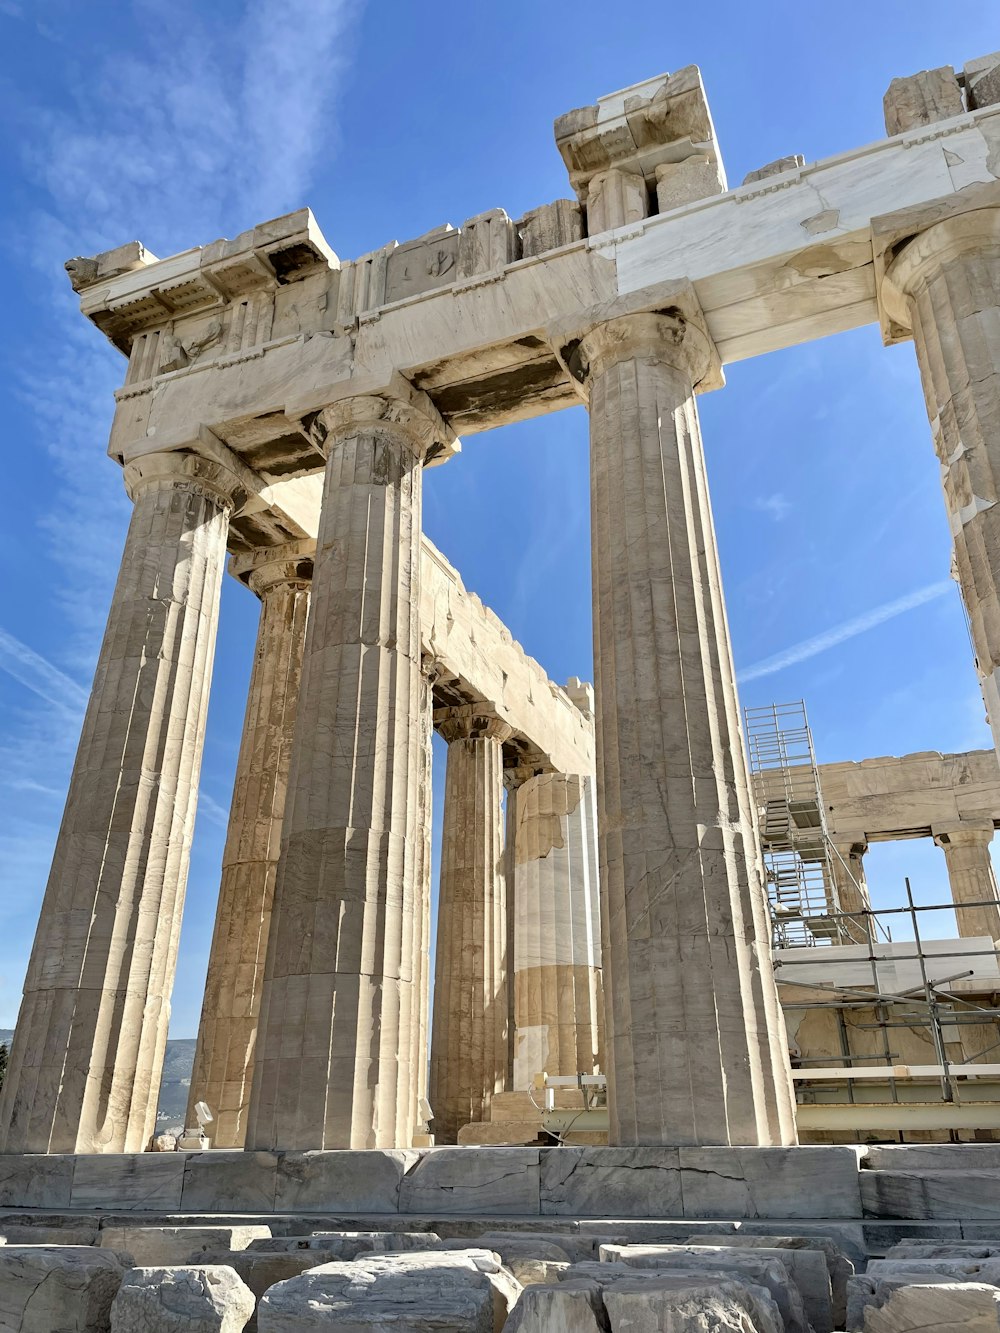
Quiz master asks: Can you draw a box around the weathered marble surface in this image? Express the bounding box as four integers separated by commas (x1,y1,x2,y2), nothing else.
679,1146,863,1218
0,1246,126,1333
862,1171,1000,1220
182,1153,278,1212
109,1265,255,1332
602,1277,783,1333
586,1252,809,1333
256,1250,518,1333
0,1154,73,1208
273,1150,415,1212
541,1147,682,1218
700,1231,851,1328
503,1279,606,1332
72,1154,186,1210
865,1281,1000,1332
399,1148,541,1216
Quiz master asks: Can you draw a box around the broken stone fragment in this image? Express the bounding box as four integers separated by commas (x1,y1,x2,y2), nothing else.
601,1276,783,1333
503,1278,608,1331
883,66,964,135
655,155,726,210
255,1250,518,1332
864,1281,1000,1332
110,1265,256,1332
0,1245,127,1333
742,155,805,185
964,51,1000,110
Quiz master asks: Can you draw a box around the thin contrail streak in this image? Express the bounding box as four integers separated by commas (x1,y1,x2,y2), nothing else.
0,629,89,713
738,580,954,683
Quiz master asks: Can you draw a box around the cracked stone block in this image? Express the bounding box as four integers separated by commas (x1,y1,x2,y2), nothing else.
541,1147,682,1218
503,1278,607,1331
888,1244,1000,1260
849,1261,1000,1330
508,1258,572,1286
965,52,1000,110
256,1250,518,1332
517,200,583,257
0,1245,126,1332
398,1147,541,1215
0,1154,73,1208
601,1276,783,1333
71,1154,186,1210
865,1281,1000,1331
861,1170,1000,1220
864,1145,1000,1172
201,1250,366,1333
742,154,805,184
273,1149,415,1211
654,155,726,210
110,1265,255,1332
699,1233,850,1330
679,1146,863,1219
884,66,964,135
590,1250,809,1333
181,1153,278,1212
99,1226,271,1267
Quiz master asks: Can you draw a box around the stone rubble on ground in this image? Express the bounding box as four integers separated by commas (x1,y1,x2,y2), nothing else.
109,1265,255,1332
0,1245,127,1333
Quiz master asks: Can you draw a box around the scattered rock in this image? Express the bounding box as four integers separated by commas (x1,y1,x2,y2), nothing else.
110,1265,255,1332
865,1281,1000,1331
602,1276,783,1333
0,1245,126,1332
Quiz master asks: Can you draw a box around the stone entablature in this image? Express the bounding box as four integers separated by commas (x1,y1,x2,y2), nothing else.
816,749,1000,843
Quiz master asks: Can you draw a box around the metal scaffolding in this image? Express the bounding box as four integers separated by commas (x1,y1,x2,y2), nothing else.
744,700,862,947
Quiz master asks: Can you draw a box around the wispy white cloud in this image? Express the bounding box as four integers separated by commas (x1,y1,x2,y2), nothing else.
752,492,791,522
0,0,363,1023
738,580,954,683
0,629,88,713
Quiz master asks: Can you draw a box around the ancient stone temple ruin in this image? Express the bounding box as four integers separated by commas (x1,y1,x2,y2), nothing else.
3,49,1000,1333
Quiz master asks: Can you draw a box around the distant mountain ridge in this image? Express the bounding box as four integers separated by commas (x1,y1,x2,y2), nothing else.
0,1029,196,1136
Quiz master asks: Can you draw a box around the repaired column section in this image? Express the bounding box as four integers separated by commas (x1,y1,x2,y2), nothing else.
556,301,797,1147
0,451,244,1153
246,379,457,1151
187,541,313,1148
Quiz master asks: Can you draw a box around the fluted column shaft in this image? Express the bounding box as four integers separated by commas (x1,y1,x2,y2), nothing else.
934,824,1000,940
411,657,436,1144
830,839,873,945
0,451,242,1153
883,210,1000,751
187,545,312,1147
578,310,797,1147
246,387,450,1151
429,707,511,1143
509,769,604,1087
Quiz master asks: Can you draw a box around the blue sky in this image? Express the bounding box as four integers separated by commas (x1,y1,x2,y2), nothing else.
0,0,998,1035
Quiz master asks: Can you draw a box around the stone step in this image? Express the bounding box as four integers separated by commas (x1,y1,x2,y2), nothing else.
863,1143,1000,1172
861,1169,1000,1220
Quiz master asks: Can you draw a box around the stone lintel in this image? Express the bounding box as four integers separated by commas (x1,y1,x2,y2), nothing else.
548,277,724,398
872,179,1000,344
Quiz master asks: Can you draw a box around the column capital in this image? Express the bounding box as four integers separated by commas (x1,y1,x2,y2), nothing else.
123,449,248,512
503,760,555,791
549,281,723,400
230,540,316,598
831,834,869,856
872,183,1000,342
934,821,997,850
307,372,460,466
435,703,514,746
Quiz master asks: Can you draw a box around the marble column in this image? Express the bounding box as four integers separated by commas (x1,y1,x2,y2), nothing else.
187,542,313,1148
245,383,453,1151
509,768,604,1088
829,838,873,945
934,823,1000,940
568,307,797,1147
0,451,244,1153
429,705,511,1144
410,655,437,1146
881,209,1000,753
